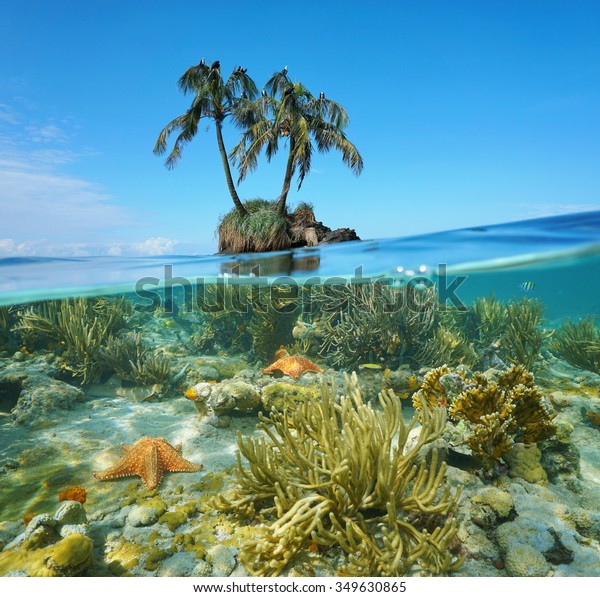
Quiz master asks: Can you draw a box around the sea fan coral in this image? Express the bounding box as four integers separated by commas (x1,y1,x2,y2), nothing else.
14,297,131,383
316,284,439,369
550,316,600,374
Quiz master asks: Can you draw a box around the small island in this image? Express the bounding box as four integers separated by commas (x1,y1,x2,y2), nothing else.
153,60,364,253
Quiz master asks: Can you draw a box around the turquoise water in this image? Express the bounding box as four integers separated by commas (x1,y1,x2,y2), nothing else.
1,211,600,577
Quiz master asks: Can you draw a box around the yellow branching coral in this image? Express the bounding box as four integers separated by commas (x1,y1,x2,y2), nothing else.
412,365,452,410
215,373,463,576
449,365,556,473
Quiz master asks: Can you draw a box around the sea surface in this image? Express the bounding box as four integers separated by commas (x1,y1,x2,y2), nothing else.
1,211,600,578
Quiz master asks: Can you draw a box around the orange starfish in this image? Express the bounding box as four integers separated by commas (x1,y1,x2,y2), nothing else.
262,355,324,381
93,437,203,490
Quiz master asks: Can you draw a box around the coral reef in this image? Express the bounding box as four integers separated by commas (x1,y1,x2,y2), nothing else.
550,316,600,374
469,294,508,350
0,532,93,576
14,297,132,383
412,365,461,410
260,382,320,411
185,380,262,426
502,443,547,484
99,332,173,385
0,306,10,336
316,283,439,370
0,306,17,349
304,289,550,374
462,294,549,370
215,374,462,576
471,487,514,519
417,325,479,370
501,298,549,370
0,500,92,576
448,365,557,474
192,283,298,362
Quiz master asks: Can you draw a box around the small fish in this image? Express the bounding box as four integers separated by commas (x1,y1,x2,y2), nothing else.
519,281,536,292
359,363,383,370
446,448,483,473
407,375,420,391
173,365,189,384
297,320,315,329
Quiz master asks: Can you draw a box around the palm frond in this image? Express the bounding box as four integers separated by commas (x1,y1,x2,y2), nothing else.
265,68,292,97
178,61,210,94
153,114,188,155
226,70,258,101
231,121,279,182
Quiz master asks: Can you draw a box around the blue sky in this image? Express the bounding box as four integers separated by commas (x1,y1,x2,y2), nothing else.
1,0,598,257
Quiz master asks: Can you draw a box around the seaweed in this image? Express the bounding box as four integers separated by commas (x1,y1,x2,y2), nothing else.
14,297,132,383
192,283,298,362
417,325,479,370
501,298,549,370
99,332,173,385
550,316,600,374
466,294,549,370
316,283,439,370
215,373,462,576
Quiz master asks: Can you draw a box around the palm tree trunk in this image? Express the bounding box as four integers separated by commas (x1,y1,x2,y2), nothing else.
215,120,247,216
276,139,295,215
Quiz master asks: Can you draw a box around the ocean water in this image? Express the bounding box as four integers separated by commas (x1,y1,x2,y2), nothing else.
0,211,600,578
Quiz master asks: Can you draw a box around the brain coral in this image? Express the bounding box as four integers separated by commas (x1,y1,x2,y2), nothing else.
472,487,514,519
504,543,551,577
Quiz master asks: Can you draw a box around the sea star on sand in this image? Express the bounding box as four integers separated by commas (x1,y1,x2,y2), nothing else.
262,355,324,381
93,437,203,490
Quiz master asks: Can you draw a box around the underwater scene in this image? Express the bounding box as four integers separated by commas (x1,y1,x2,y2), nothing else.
1,212,600,578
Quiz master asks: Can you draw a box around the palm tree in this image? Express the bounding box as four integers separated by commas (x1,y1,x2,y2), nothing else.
153,60,257,216
231,68,364,215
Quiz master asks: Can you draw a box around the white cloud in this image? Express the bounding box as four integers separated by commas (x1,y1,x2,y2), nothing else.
0,96,212,258
0,239,36,255
130,237,176,256
0,100,140,248
0,103,19,125
26,123,69,144
0,164,132,237
514,203,600,219
0,237,181,257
